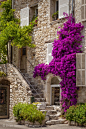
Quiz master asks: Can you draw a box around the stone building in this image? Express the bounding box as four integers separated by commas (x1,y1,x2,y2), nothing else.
0,0,86,120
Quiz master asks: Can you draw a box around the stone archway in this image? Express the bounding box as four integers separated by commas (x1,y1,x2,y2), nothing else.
0,79,10,118
45,74,62,105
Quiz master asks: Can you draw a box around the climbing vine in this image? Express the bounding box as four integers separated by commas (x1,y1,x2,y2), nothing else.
33,14,84,112
0,0,37,63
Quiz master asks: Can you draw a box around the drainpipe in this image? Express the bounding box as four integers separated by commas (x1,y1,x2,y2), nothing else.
12,0,14,9
72,0,73,22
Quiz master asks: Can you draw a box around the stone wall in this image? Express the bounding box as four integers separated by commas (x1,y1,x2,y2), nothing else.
12,0,86,105
0,64,32,119
75,0,86,103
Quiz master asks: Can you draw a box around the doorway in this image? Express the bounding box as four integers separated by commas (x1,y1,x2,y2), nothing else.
20,47,27,73
50,77,61,105
0,85,9,118
51,85,60,105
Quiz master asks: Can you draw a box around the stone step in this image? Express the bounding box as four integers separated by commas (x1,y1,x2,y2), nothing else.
31,89,43,93
33,93,44,98
45,102,50,106
25,77,32,81
30,81,35,85
49,112,61,120
23,73,30,77
35,98,46,102
53,105,61,112
45,106,54,110
46,118,66,125
40,110,57,115
30,85,42,89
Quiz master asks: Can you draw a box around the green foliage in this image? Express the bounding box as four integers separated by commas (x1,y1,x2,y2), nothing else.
66,103,86,126
0,0,19,31
13,103,46,124
0,0,36,63
52,11,58,19
0,71,6,76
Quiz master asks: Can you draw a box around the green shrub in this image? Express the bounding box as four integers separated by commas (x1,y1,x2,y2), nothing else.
13,103,27,121
66,103,86,126
0,71,6,77
13,103,46,124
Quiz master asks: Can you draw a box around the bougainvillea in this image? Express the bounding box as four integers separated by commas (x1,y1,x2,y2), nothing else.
33,14,84,112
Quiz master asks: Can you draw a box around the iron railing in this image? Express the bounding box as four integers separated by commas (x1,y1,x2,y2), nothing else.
10,62,43,100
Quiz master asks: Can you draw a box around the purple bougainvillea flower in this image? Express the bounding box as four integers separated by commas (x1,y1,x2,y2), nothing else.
33,14,84,112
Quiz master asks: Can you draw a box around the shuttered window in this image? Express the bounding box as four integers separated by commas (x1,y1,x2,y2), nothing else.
20,7,29,26
76,53,86,86
59,0,69,19
81,0,86,21
47,43,53,64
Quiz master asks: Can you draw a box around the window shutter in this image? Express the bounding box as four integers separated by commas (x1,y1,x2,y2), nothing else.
59,0,69,19
81,0,86,21
76,53,85,86
20,6,29,26
47,43,53,64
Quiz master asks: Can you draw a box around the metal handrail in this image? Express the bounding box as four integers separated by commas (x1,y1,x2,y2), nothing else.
27,59,34,68
9,62,43,100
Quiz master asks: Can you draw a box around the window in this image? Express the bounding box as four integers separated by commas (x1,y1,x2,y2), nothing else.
50,0,69,21
56,0,59,19
30,5,38,22
47,43,53,64
81,0,86,21
35,8,38,17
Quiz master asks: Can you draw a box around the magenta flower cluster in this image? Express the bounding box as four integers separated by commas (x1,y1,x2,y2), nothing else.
33,14,84,112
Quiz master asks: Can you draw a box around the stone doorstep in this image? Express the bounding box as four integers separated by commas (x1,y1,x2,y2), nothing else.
46,119,67,125
34,98,46,102
37,104,46,110
33,93,44,98
40,110,57,115
45,106,54,110
49,112,61,120
52,105,61,111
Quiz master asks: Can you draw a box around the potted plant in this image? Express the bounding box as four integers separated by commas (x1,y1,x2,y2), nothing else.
52,11,58,20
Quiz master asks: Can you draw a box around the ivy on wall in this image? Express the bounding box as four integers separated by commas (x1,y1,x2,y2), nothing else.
0,0,37,63
33,14,84,112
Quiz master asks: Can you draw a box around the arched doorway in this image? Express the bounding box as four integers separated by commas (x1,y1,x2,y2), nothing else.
45,74,62,105
0,79,10,118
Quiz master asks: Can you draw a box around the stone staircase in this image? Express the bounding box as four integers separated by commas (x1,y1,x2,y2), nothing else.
22,73,67,125
22,73,46,103
37,104,67,125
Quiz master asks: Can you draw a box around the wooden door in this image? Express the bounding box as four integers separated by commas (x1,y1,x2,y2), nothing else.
20,47,27,73
51,86,60,105
0,85,9,118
